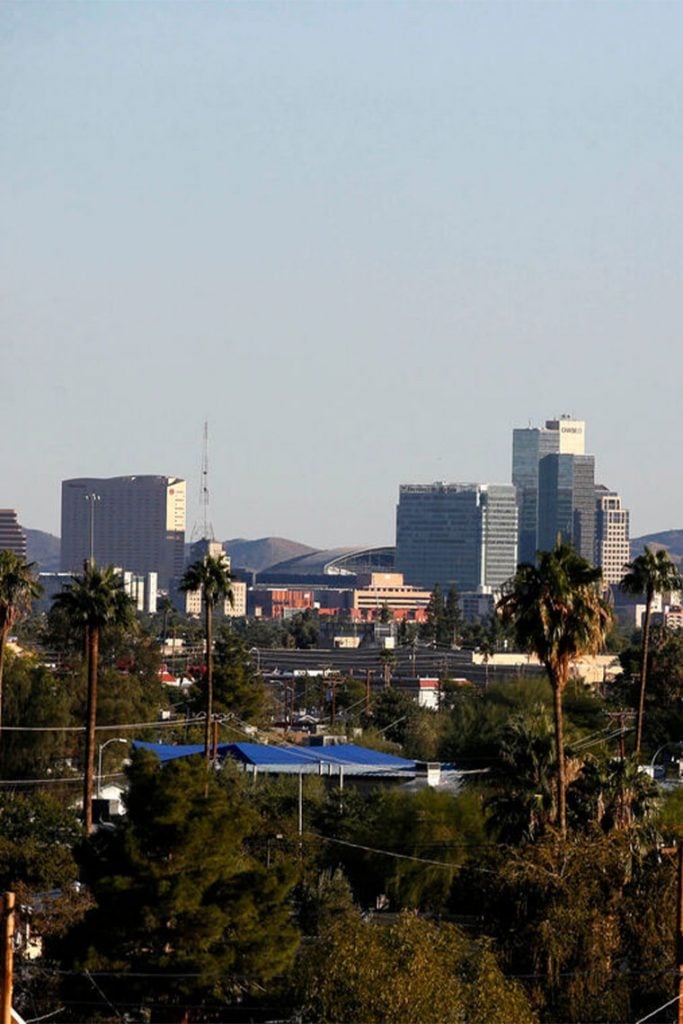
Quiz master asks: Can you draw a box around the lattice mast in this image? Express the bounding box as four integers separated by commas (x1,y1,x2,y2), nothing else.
191,420,214,542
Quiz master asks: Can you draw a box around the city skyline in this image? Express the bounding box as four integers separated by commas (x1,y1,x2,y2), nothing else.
4,3,683,548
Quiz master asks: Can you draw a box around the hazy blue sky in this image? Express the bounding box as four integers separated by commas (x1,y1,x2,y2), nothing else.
2,2,682,548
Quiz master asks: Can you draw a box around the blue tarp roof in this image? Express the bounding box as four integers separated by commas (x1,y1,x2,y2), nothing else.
133,740,416,774
132,741,205,762
224,742,415,770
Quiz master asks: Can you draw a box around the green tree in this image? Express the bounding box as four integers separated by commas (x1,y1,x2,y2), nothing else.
2,654,74,777
363,687,417,746
187,629,267,726
52,565,135,834
291,910,537,1024
485,706,556,844
619,546,682,758
567,755,658,837
179,554,233,761
473,831,674,1023
498,540,610,837
0,551,41,735
61,751,298,1023
444,583,462,645
284,609,320,649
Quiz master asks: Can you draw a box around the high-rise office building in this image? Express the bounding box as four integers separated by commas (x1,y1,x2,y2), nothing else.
512,416,585,562
595,486,630,586
395,483,518,592
61,476,186,588
538,454,596,562
0,510,27,558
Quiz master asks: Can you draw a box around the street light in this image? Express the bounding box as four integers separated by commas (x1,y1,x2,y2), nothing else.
649,741,683,779
84,492,100,568
97,737,128,797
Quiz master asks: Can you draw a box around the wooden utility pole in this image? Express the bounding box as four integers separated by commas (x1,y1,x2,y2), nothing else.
365,670,372,715
661,844,683,1024
212,715,219,769
0,892,15,1024
676,844,683,1024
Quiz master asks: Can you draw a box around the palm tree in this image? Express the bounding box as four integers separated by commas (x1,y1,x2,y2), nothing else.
179,555,233,762
619,546,682,760
0,551,42,735
485,707,556,844
52,564,135,833
497,540,610,837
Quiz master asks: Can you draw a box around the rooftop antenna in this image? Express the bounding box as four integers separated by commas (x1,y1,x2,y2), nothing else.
191,421,214,542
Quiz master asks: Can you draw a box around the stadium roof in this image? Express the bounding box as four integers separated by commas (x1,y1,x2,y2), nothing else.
259,545,395,580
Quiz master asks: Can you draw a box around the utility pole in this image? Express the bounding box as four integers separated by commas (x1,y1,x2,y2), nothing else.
212,715,219,769
365,669,372,715
676,844,683,1024
0,892,15,1024
661,843,683,1024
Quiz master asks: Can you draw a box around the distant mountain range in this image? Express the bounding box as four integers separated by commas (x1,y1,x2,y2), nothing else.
24,528,61,572
630,530,683,566
224,537,316,574
23,529,316,576
23,526,683,577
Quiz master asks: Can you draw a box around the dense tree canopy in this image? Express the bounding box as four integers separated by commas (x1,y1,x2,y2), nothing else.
498,541,610,835
620,546,682,757
61,751,299,1023
292,910,538,1024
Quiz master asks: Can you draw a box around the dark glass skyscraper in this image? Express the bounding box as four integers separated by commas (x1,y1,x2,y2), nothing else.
512,417,586,563
538,454,596,562
395,483,517,592
512,426,560,563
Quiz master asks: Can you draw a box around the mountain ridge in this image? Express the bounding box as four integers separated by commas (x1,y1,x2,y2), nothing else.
24,526,683,577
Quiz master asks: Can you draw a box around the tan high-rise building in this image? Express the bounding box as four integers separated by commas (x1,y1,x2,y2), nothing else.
61,476,186,588
595,486,630,586
546,417,586,455
0,510,27,558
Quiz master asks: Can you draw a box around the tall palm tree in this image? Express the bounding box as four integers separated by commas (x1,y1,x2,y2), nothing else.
180,555,233,762
52,564,135,833
619,546,682,759
498,540,610,837
0,551,42,735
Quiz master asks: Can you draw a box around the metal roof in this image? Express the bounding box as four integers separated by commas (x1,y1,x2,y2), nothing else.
132,741,205,762
133,740,416,776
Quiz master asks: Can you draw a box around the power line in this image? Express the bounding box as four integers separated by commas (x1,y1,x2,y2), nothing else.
1,715,206,734
634,992,681,1023
307,831,493,871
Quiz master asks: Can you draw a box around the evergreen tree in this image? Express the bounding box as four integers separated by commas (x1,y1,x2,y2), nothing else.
60,750,299,1023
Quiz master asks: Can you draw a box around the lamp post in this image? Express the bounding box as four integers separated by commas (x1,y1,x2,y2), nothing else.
97,737,128,797
85,492,100,568
649,741,683,778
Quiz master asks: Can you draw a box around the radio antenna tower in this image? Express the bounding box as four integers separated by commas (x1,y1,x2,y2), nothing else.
191,421,214,542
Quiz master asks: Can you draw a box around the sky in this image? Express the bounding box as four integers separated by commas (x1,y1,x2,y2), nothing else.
2,2,683,549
